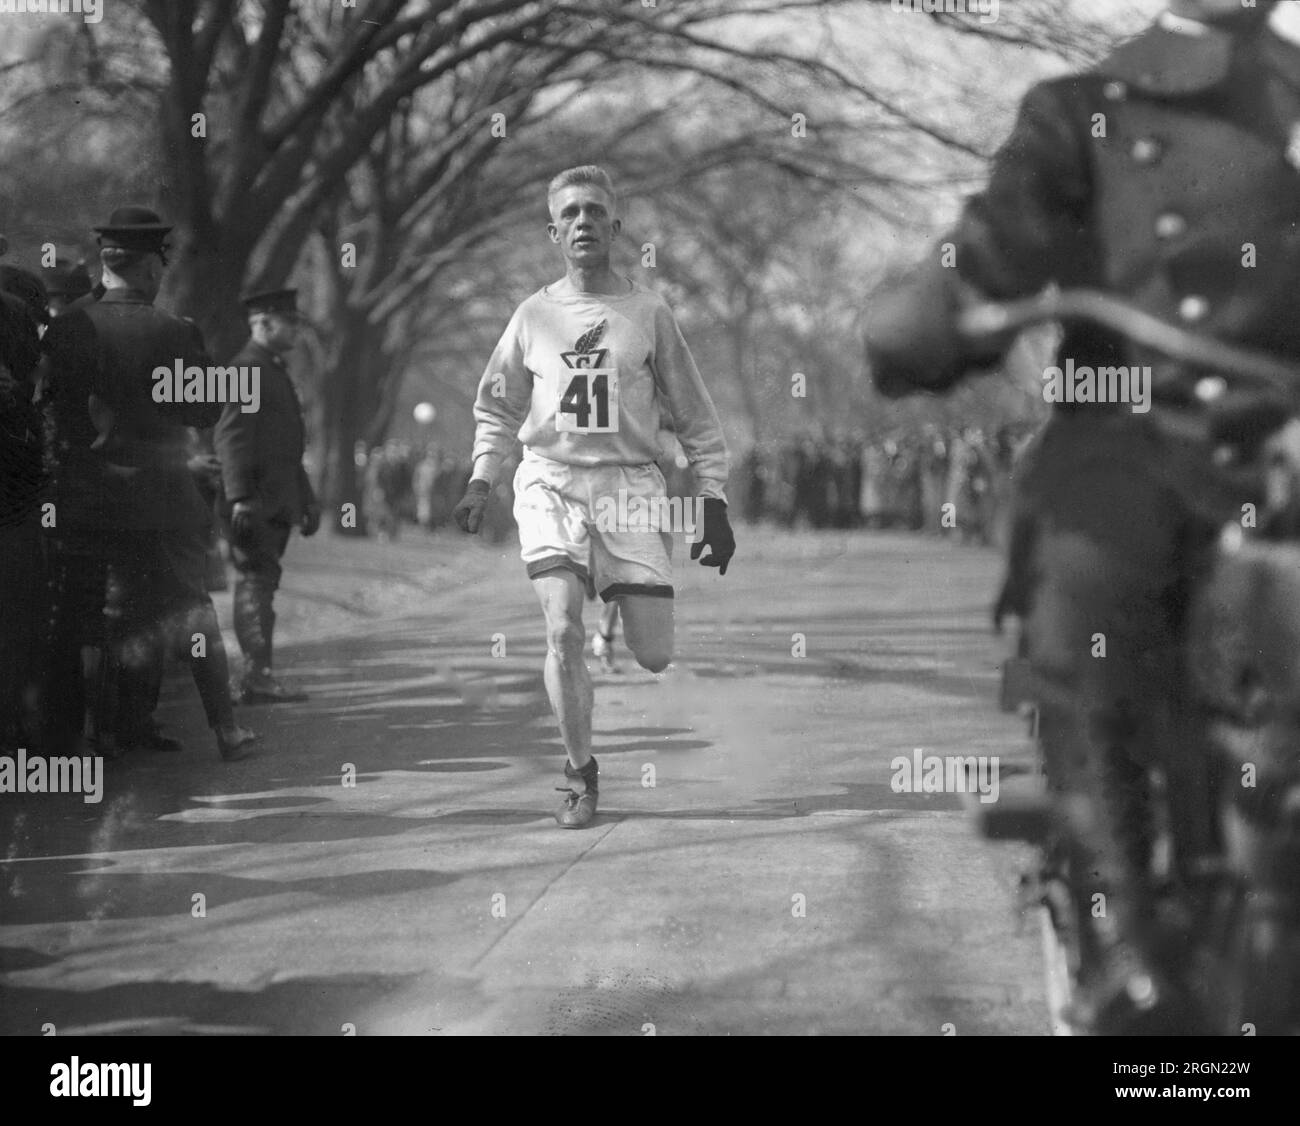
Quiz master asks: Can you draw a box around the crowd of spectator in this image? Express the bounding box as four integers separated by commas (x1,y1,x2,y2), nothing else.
733,423,1039,547
350,422,1039,550
355,440,474,540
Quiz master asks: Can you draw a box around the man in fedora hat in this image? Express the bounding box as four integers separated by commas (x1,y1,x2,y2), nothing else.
214,287,320,704
42,240,165,752
41,205,258,761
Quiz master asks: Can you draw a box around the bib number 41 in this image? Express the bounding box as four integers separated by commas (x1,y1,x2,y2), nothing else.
557,370,619,434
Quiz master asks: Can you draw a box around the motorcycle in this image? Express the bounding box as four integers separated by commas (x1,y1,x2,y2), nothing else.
962,288,1300,1036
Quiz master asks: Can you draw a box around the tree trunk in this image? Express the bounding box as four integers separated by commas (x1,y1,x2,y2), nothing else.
729,319,763,447
162,231,255,360
318,308,386,533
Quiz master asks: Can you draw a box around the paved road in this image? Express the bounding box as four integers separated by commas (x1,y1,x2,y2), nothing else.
0,527,1047,1035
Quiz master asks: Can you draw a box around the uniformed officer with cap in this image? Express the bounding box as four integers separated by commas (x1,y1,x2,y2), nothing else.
42,206,258,760
214,287,320,704
865,0,1299,1032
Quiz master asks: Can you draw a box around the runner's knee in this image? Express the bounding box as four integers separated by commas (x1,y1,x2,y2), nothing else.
634,648,671,673
546,615,585,664
627,636,671,673
619,597,673,672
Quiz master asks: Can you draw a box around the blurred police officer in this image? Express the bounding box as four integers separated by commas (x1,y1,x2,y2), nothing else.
43,206,258,760
214,288,320,704
866,1,1297,1031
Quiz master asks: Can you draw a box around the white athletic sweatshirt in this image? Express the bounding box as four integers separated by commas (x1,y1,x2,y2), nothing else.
470,282,729,500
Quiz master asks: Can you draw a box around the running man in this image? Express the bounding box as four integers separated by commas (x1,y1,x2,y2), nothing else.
453,165,735,828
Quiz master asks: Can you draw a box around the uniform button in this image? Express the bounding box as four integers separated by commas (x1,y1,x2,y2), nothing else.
1180,295,1211,322
1196,375,1228,402
1103,80,1127,101
1155,212,1187,239
1131,137,1162,165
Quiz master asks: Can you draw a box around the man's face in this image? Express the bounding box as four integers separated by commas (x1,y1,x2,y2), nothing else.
257,312,299,353
547,184,620,268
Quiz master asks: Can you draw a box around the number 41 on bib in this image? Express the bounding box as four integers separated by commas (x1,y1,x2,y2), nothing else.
557,369,620,434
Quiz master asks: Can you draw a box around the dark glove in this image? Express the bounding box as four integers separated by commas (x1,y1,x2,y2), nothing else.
865,256,1006,398
690,497,735,575
300,502,322,537
453,479,491,534
230,498,263,543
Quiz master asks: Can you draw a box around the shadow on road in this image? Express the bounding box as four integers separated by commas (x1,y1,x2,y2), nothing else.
0,971,437,1036
0,530,1033,1035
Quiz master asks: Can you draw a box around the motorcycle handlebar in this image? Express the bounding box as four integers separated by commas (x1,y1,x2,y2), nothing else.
957,289,1300,406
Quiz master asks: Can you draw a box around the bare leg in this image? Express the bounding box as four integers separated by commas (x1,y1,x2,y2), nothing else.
592,599,621,670
617,594,674,673
597,599,620,641
531,569,593,771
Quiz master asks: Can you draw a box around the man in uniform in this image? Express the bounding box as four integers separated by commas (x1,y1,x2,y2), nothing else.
42,206,257,761
865,1,1300,1031
214,288,320,704
453,165,735,829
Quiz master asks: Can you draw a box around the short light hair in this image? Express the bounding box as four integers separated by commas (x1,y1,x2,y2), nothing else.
100,246,155,273
547,165,617,218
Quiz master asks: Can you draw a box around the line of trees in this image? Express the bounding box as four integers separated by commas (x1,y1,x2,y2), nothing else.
0,0,1153,518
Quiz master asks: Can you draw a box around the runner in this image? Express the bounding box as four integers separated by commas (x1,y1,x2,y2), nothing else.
454,165,735,828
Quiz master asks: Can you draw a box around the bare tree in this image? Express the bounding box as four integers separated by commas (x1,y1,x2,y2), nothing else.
0,0,1144,515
